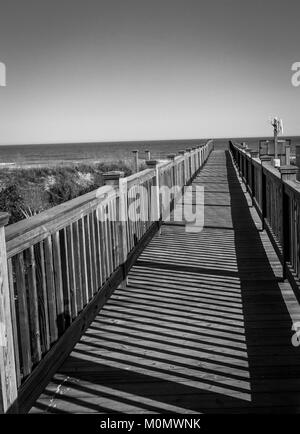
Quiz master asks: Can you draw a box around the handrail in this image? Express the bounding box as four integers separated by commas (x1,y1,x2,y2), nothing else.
229,141,300,294
6,186,117,258
0,139,214,413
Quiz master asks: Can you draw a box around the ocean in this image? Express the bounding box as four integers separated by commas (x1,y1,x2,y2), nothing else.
0,137,299,168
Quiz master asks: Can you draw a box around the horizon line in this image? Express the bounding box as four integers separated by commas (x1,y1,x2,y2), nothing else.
1,134,300,147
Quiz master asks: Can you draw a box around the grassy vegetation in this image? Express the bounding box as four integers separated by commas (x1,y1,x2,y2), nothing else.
0,160,137,224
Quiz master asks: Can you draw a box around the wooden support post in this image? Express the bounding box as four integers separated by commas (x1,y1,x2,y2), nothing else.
192,147,197,174
274,131,278,159
285,145,291,166
249,151,259,199
132,150,139,173
102,172,127,288
279,166,297,279
119,176,129,288
249,151,258,202
178,151,186,184
197,145,201,169
167,154,176,187
260,156,272,230
296,145,300,182
245,157,249,184
240,153,245,180
237,152,241,177
145,150,151,161
186,148,192,182
190,148,193,175
0,213,18,413
146,160,161,234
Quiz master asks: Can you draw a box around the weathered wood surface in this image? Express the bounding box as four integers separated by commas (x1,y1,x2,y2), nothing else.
230,142,300,292
30,150,300,414
1,142,212,413
0,213,18,413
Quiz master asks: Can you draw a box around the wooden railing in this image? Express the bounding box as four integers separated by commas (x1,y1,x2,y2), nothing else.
0,140,213,413
229,141,300,292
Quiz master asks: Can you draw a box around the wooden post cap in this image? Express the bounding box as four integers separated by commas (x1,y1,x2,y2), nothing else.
250,150,259,158
279,165,298,181
178,150,186,155
102,171,124,184
0,212,9,227
167,154,176,160
260,155,272,164
192,147,197,150
132,150,139,154
186,148,192,152
146,160,159,167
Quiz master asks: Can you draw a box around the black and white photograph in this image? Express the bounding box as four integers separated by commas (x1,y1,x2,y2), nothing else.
1,0,300,422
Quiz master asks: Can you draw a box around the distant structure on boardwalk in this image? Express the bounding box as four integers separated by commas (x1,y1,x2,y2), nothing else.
297,145,300,181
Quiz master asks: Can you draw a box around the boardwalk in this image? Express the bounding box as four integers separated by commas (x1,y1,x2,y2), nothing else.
31,150,300,414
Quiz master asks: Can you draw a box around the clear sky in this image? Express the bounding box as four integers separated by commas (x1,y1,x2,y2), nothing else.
0,0,299,145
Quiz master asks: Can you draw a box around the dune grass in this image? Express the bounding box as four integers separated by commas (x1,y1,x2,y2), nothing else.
0,160,142,224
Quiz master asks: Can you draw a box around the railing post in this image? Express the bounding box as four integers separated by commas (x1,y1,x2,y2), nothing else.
285,145,291,166
186,148,192,182
199,147,202,167
196,146,200,169
102,172,128,288
145,150,151,161
243,153,247,183
0,213,18,413
279,166,298,279
249,151,259,204
260,156,272,230
179,151,186,184
239,152,244,179
192,147,197,175
167,154,176,187
296,145,300,181
146,160,161,234
238,152,242,176
132,150,139,173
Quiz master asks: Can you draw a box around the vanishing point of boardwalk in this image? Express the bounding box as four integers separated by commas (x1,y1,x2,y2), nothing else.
31,150,300,414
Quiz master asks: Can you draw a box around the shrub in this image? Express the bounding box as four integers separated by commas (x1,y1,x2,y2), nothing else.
0,160,135,223
0,184,26,223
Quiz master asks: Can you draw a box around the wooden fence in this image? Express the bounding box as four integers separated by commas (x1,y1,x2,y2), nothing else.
229,141,300,293
0,140,213,413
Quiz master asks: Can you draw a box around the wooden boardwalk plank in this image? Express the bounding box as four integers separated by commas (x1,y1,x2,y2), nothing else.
30,150,300,414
